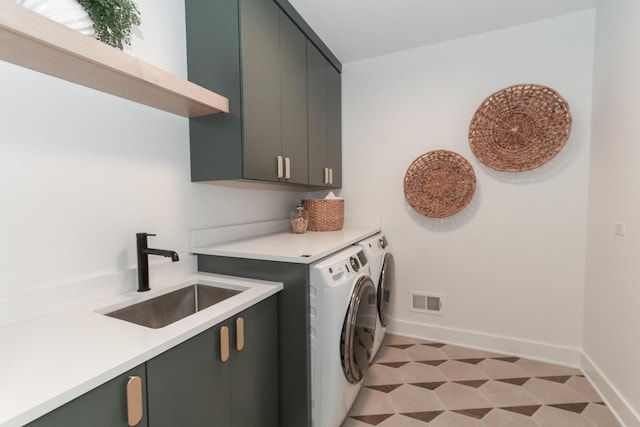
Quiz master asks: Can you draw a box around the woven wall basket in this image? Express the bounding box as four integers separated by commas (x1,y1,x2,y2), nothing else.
403,150,476,218
468,84,572,172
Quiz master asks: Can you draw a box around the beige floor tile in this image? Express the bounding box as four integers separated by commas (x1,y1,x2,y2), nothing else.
347,338,614,427
397,362,448,383
382,334,430,346
373,345,412,364
582,403,623,427
441,344,490,360
477,358,530,379
523,378,591,404
348,388,395,416
378,413,432,426
515,358,582,377
433,382,493,410
482,407,542,427
363,363,405,386
405,344,449,361
388,383,445,413
479,379,540,407
480,350,516,359
532,405,595,427
428,410,486,427
438,360,490,381
340,417,376,427
565,376,603,402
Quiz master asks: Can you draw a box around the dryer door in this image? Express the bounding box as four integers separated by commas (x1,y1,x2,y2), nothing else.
341,275,377,384
378,252,395,327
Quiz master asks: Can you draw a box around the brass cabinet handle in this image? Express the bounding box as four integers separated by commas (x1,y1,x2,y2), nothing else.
220,326,230,362
236,317,245,351
126,376,143,426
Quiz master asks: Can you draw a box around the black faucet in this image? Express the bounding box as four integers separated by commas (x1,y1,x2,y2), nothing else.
136,232,180,292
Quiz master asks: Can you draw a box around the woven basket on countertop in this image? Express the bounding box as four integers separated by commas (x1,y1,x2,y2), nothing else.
302,199,344,231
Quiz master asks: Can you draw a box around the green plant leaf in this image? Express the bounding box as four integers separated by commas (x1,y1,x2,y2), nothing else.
77,0,141,50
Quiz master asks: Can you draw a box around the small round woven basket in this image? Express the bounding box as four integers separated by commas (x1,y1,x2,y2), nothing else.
403,150,476,218
468,84,572,172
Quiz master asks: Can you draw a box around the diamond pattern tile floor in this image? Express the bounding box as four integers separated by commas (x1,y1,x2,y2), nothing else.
340,335,622,427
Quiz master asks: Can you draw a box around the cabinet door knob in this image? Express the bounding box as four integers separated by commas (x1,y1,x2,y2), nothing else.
236,317,245,351
126,376,143,426
220,326,230,362
284,157,291,180
276,156,284,179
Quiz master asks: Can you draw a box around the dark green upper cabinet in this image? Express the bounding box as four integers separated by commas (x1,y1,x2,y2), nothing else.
186,0,340,188
326,63,342,188
280,14,309,184
240,0,283,182
308,42,342,187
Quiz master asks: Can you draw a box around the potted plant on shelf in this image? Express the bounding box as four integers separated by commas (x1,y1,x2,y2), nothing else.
77,0,141,50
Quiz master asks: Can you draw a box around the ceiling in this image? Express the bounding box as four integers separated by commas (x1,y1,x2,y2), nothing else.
287,0,598,63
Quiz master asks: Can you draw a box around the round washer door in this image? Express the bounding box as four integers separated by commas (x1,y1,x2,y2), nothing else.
341,275,377,384
378,252,395,327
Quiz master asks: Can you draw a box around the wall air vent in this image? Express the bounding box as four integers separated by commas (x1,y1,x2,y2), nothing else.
410,291,444,316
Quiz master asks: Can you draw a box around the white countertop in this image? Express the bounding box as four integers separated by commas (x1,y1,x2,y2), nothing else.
191,221,381,264
0,273,282,427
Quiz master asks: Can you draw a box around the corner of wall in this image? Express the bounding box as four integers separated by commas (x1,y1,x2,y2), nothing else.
581,351,640,427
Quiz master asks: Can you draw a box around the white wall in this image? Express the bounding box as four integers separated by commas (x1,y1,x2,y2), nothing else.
0,0,304,321
341,11,595,364
585,0,640,424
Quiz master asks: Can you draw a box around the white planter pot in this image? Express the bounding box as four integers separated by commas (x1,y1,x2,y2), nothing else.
15,0,95,37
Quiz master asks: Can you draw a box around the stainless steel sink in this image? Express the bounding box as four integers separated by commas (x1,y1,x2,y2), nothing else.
105,284,243,329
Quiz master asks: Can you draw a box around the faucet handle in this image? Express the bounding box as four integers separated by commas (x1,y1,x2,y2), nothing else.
137,232,157,237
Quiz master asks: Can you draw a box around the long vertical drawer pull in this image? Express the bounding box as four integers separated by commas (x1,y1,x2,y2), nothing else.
236,317,245,351
323,168,329,184
220,326,230,362
329,168,333,185
126,376,143,426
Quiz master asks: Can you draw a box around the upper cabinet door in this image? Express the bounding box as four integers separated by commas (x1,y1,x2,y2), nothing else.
240,0,282,182
280,12,309,185
307,41,342,187
326,64,342,188
307,42,329,187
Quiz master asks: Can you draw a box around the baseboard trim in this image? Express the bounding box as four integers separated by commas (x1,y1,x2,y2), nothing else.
388,318,582,367
581,352,640,427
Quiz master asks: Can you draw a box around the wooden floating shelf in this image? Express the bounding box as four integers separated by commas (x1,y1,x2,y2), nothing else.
0,1,229,118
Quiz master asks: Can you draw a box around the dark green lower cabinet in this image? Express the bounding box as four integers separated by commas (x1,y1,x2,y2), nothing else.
26,365,148,427
26,297,278,427
146,296,278,427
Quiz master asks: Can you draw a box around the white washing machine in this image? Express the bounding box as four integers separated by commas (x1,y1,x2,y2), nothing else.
310,246,377,427
357,233,395,358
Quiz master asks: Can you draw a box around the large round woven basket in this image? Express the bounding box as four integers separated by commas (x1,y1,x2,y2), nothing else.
403,150,476,218
468,84,572,172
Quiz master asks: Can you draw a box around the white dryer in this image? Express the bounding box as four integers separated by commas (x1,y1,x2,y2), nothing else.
310,246,377,427
357,233,395,358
